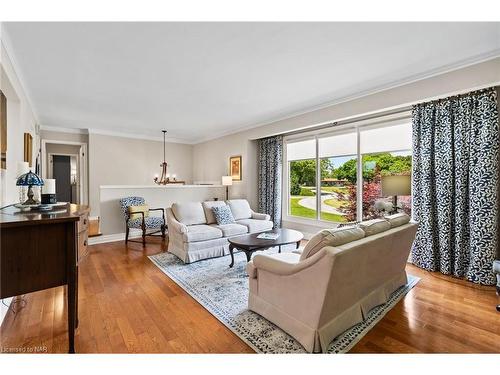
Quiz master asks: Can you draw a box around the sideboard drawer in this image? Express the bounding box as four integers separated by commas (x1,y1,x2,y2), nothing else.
78,232,88,260
78,213,89,233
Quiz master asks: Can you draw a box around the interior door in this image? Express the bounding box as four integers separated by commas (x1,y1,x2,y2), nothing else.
52,155,72,202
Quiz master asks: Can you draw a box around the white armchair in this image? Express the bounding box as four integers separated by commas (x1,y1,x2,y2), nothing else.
247,220,418,353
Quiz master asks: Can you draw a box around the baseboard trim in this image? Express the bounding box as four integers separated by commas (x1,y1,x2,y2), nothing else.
89,228,315,245
88,230,142,245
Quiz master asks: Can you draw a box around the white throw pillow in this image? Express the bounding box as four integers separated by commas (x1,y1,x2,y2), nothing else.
171,202,206,225
385,213,411,228
300,226,365,260
202,201,227,224
227,199,252,220
358,218,391,236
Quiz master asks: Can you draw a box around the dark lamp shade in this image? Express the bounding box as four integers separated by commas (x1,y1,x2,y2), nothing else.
381,175,411,196
16,170,44,186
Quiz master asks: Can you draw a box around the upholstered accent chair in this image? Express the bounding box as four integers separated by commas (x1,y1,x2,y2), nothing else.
119,196,166,245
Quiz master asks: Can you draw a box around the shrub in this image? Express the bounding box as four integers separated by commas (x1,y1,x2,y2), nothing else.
299,187,315,196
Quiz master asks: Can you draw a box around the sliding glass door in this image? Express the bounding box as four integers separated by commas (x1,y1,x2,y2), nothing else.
360,123,412,219
318,131,357,223
287,139,317,220
284,119,412,224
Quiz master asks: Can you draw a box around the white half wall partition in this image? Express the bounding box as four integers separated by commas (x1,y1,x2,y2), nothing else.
93,184,226,244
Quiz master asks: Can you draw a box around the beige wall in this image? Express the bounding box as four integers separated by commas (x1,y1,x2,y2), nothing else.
88,133,193,215
0,35,38,325
192,134,258,208
0,41,37,207
192,57,500,224
40,129,88,144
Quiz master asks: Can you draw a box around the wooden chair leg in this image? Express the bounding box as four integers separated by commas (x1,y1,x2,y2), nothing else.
161,225,166,240
125,227,129,243
142,225,146,245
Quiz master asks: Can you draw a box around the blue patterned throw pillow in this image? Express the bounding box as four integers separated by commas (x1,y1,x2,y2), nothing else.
212,205,235,225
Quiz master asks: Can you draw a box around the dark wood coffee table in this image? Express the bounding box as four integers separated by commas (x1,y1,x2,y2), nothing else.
228,228,303,267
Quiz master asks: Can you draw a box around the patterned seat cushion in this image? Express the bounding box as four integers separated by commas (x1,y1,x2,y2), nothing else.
128,216,165,229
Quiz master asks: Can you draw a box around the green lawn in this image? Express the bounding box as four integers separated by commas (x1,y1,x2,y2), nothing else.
323,198,348,209
320,186,349,194
289,197,347,223
299,187,315,196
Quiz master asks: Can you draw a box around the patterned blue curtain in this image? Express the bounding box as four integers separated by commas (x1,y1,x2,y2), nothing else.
258,136,283,228
411,87,499,285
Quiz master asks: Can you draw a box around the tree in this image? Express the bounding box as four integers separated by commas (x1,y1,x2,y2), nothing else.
331,153,412,184
339,152,412,220
289,173,301,195
290,158,335,187
342,176,382,222
290,160,316,186
332,158,357,184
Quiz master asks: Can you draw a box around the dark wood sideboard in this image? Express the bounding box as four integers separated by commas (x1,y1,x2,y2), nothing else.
0,203,89,353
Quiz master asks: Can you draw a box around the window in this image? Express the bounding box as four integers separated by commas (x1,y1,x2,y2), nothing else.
318,132,357,223
285,119,412,224
287,139,317,220
360,123,412,219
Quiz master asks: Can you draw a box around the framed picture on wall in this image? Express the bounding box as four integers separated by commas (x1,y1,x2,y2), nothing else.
24,133,33,167
0,91,7,170
229,155,242,181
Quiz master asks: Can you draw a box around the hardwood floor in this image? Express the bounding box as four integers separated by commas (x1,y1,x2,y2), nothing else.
1,238,499,353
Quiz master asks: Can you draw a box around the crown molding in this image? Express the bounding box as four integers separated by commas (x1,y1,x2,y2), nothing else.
40,125,89,135
192,51,500,144
40,125,194,144
87,128,194,144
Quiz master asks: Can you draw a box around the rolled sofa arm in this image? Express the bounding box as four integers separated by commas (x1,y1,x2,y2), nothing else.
166,208,188,234
252,250,326,276
251,211,271,221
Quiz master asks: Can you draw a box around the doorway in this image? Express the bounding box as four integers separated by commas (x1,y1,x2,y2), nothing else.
41,140,88,205
51,154,77,203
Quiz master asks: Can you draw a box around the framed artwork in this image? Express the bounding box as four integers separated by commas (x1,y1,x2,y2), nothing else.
229,155,242,181
0,91,6,170
24,133,33,167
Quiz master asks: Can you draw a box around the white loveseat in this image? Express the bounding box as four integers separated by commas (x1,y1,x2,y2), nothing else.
167,199,273,263
246,214,418,353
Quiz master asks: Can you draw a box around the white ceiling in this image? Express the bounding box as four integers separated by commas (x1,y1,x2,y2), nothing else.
3,22,500,143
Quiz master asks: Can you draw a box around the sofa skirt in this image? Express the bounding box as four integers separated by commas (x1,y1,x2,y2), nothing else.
248,271,408,353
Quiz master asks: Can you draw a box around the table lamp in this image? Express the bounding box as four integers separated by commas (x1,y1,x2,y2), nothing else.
222,176,233,201
41,178,57,204
381,174,411,214
16,170,44,206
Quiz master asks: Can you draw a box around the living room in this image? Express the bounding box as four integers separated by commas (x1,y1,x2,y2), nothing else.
1,1,499,373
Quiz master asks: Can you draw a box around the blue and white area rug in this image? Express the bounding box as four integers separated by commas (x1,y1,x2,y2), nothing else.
149,250,419,353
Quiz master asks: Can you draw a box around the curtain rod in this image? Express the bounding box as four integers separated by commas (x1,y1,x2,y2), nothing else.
413,85,498,107
275,105,412,139
259,84,499,141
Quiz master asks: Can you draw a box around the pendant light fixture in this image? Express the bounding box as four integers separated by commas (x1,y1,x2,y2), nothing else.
153,130,170,185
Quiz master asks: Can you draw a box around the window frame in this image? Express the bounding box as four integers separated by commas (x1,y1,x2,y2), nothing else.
282,114,412,226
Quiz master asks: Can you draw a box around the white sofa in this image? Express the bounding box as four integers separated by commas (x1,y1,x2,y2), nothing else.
246,214,418,353
167,199,274,263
